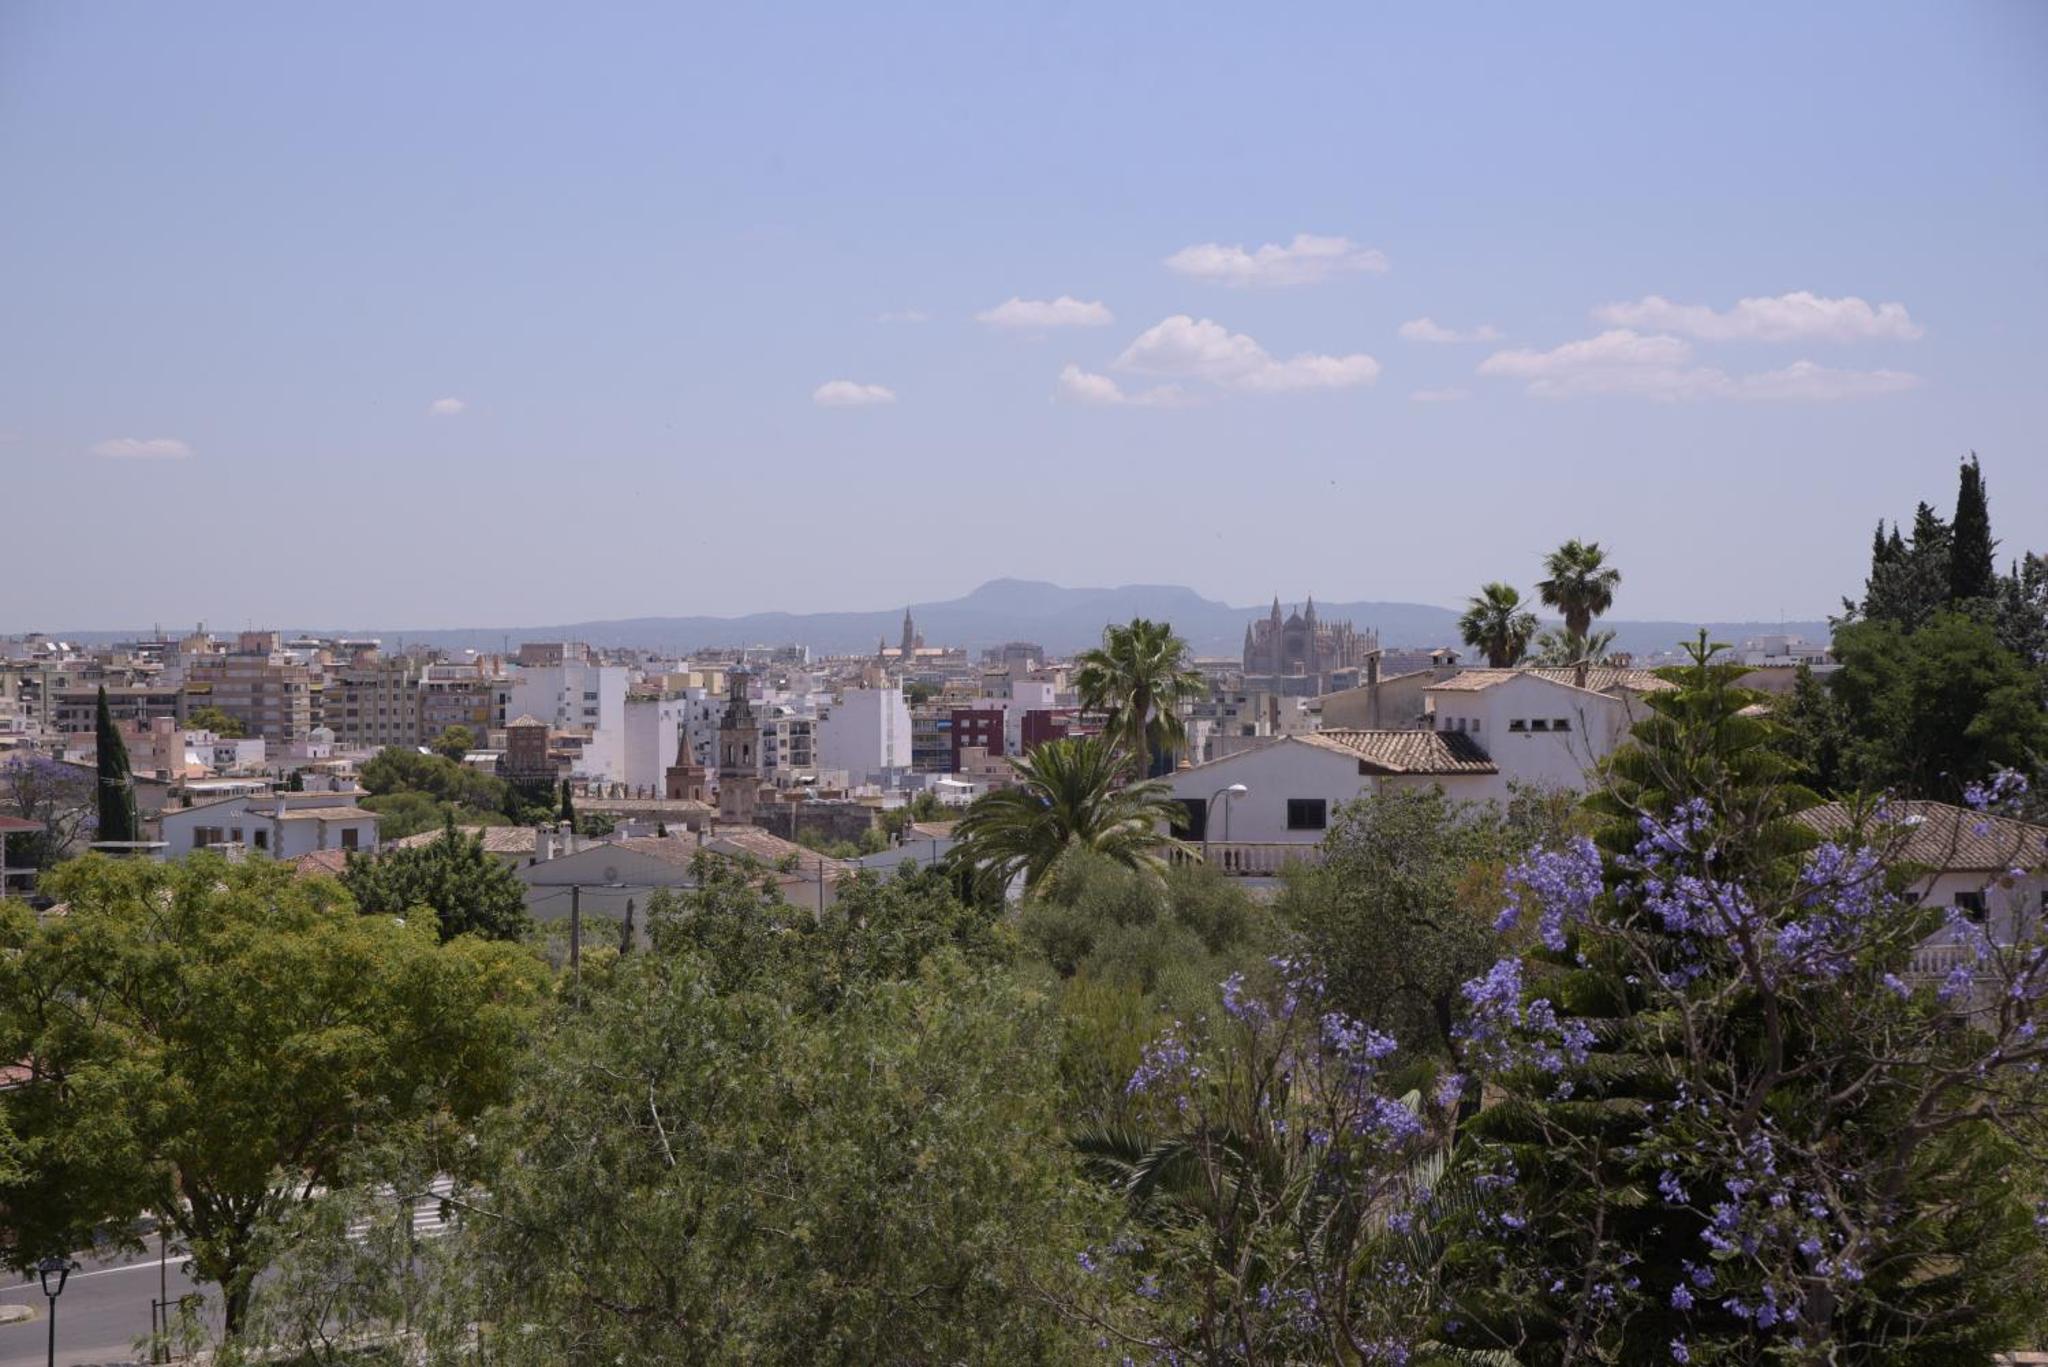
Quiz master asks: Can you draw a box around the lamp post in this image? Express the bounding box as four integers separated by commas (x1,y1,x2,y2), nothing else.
1203,782,1248,868
37,1255,77,1367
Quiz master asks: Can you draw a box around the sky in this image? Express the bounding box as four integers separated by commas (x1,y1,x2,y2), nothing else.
3,1,2045,633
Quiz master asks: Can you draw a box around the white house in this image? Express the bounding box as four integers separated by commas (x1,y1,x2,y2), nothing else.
1165,730,1500,850
158,789,379,861
1802,801,2048,953
506,658,629,783
1421,668,1665,798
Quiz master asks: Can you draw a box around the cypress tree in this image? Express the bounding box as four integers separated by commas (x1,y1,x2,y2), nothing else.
1949,452,1997,604
94,685,140,844
558,780,576,827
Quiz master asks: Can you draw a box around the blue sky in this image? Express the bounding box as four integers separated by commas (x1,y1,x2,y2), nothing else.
3,2,2044,631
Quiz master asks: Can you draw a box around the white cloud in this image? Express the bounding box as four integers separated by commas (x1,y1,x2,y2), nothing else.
1409,387,1471,403
812,379,898,407
1591,291,1922,343
1113,315,1379,394
1399,317,1502,344
89,436,192,460
1054,364,1183,408
1477,329,1919,401
876,308,931,323
976,296,1114,329
1163,233,1388,287
1727,360,1922,401
427,397,467,416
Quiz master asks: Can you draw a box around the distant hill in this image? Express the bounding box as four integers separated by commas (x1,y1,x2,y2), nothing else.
41,578,1828,661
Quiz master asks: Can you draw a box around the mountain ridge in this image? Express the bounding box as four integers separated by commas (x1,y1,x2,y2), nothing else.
31,578,1832,661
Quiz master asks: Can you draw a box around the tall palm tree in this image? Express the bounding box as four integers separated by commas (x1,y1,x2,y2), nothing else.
1532,627,1617,668
1458,583,1538,668
1536,539,1622,639
949,735,1190,900
1073,618,1206,777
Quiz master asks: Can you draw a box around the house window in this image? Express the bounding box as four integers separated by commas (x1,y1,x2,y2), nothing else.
1508,719,1526,732
1286,799,1328,831
1178,798,1208,841
340,827,360,851
253,829,268,851
1553,719,1571,732
1953,890,1987,921
1531,719,1550,732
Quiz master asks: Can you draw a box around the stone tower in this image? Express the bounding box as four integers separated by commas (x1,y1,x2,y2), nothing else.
900,608,919,658
716,670,760,824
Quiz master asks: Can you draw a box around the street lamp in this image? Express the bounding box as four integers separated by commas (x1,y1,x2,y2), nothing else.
37,1255,77,1367
1204,783,1249,868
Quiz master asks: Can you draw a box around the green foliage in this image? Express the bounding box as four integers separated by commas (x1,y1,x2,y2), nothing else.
1074,616,1206,776
428,722,475,762
255,856,1092,1362
184,705,247,739
1772,660,1852,795
93,685,140,844
0,854,545,1332
1530,626,1617,667
1536,538,1622,639
578,809,617,838
1950,452,1997,604
1277,785,1572,1059
556,778,575,825
1459,582,1539,667
951,734,1192,899
1825,610,2048,800
341,819,533,941
359,745,516,836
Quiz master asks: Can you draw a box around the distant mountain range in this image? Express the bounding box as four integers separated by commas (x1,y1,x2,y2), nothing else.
44,579,1829,661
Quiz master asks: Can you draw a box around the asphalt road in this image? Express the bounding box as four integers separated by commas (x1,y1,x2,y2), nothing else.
0,1244,207,1367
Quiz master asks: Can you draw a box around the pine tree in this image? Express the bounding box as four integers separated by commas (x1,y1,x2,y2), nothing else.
93,685,140,844
1948,453,1997,604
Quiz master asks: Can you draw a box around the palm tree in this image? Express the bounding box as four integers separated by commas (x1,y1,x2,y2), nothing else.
1532,627,1617,667
1536,539,1622,639
1458,583,1538,668
1073,618,1206,777
949,735,1190,899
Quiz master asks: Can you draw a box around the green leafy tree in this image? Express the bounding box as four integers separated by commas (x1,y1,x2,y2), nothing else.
359,746,513,834
1535,539,1622,639
0,853,545,1334
1074,617,1206,777
1995,550,2048,672
1459,582,1539,668
1827,611,2048,799
267,860,1092,1363
557,779,575,825
0,756,95,868
93,685,139,844
1855,503,1952,629
951,735,1191,899
1772,660,1852,795
429,723,476,762
184,705,247,739
1277,786,1572,1060
1949,452,1997,604
341,818,533,941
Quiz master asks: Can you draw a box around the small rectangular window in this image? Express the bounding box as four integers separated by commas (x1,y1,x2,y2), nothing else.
1531,719,1550,732
1286,798,1328,831
340,828,360,851
1553,719,1571,732
254,829,268,850
1508,719,1526,732
1953,890,1987,921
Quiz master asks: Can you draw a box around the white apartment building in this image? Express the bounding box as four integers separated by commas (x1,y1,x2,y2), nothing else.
506,658,629,783
158,789,379,861
815,687,913,787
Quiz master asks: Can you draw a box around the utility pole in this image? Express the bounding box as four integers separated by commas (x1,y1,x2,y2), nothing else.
569,884,582,985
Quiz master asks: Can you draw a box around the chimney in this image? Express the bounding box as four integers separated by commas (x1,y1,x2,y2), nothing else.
1574,660,1589,691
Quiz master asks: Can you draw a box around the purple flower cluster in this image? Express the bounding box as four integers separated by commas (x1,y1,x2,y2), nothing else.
1494,835,1604,951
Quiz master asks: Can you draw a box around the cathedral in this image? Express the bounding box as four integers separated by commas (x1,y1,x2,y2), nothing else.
1241,597,1380,694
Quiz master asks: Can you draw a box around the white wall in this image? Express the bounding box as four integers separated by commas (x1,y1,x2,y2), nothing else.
816,688,913,785
1425,674,1633,798
507,661,629,782
622,696,683,795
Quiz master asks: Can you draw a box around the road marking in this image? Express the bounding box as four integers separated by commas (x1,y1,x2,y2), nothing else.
4,1254,195,1291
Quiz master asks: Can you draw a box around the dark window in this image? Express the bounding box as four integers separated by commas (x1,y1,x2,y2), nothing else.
1286,798,1328,831
1531,719,1550,732
1508,719,1527,732
1953,890,1987,921
253,829,268,850
1553,718,1571,732
340,828,360,851
1178,798,1208,841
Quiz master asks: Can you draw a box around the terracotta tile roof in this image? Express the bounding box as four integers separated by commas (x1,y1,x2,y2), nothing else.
1300,729,1498,775
1425,667,1675,697
275,806,378,822
1801,801,2048,874
393,824,539,855
291,849,351,877
706,826,857,872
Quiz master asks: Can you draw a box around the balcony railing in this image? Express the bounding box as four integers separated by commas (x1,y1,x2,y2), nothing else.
1173,841,1326,876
